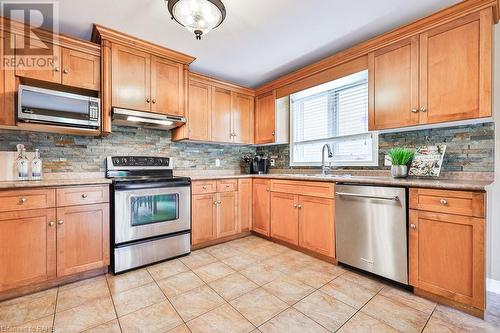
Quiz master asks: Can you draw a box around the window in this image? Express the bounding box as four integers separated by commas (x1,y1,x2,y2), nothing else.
290,70,378,166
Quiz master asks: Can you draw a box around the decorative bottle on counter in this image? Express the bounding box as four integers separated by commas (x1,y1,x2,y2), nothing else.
16,145,29,180
31,149,42,180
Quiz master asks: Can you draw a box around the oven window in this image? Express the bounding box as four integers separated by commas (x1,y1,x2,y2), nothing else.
130,194,179,226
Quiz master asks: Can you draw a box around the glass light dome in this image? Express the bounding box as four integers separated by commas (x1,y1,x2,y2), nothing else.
168,0,226,40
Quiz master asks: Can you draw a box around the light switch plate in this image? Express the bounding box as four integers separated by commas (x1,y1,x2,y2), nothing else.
270,159,275,167
215,158,221,167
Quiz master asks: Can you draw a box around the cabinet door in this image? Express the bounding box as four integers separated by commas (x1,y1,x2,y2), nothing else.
270,192,299,245
238,179,252,232
111,44,151,112
151,56,184,116
0,209,56,292
217,191,238,238
187,81,212,141
192,193,217,245
61,48,100,90
255,91,276,144
368,37,419,130
298,196,334,257
232,93,254,144
211,87,232,142
409,210,484,310
419,11,492,124
252,179,270,236
15,35,61,83
56,204,110,277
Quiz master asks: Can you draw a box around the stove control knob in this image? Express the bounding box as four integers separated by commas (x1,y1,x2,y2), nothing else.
122,158,128,165
113,158,120,165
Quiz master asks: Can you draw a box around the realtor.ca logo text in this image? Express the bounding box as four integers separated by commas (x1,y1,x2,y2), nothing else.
1,1,59,71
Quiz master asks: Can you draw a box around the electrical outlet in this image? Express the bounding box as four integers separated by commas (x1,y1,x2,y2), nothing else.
384,155,392,166
270,159,275,167
215,158,221,167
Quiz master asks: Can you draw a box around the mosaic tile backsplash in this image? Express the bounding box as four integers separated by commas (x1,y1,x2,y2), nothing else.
0,122,494,174
257,122,495,173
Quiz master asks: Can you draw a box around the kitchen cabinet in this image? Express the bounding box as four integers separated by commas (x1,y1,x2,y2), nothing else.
151,56,185,116
252,179,271,236
369,10,492,130
298,196,335,258
270,192,298,245
15,36,100,91
409,187,486,314
56,204,109,277
0,209,56,292
0,185,110,295
211,87,233,142
238,179,252,232
255,91,276,144
192,193,217,245
217,191,238,238
174,73,254,144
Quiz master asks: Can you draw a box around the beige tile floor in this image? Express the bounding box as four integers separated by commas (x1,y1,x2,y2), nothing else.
1,235,499,333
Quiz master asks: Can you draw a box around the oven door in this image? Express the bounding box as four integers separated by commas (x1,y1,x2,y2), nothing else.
114,181,191,244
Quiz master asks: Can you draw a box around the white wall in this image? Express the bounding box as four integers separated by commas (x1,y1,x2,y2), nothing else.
489,24,500,291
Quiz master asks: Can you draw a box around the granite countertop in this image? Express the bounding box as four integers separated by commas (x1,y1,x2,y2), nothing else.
185,173,492,191
0,172,112,189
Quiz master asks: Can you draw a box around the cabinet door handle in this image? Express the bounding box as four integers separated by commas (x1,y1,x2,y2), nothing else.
271,131,275,136
410,224,417,229
63,69,69,74
48,221,54,227
297,205,302,209
293,203,298,208
82,193,88,198
146,98,151,103
57,220,64,225
411,108,418,113
54,67,60,72
213,201,218,206
420,106,427,112
152,99,156,104
19,197,27,204
266,188,270,192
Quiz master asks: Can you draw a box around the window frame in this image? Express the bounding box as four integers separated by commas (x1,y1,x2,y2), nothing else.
289,71,379,167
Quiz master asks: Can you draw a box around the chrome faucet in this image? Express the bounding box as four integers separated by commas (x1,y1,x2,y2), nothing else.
321,144,333,175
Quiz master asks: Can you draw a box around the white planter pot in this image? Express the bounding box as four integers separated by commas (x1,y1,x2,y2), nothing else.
391,165,408,178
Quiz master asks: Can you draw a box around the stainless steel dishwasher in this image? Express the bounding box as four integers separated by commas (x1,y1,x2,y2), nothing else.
335,184,408,284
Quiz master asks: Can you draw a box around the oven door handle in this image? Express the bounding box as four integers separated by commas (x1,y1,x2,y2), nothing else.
114,180,191,191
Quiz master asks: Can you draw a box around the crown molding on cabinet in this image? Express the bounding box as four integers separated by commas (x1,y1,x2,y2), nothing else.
189,72,256,96
91,24,195,65
255,0,500,95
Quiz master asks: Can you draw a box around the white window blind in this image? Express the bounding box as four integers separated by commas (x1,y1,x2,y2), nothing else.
290,70,378,166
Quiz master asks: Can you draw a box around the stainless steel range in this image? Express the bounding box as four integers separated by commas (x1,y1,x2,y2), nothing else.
106,156,191,274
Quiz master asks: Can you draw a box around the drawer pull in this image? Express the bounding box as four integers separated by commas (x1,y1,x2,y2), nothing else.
57,220,64,225
19,197,27,204
202,186,207,190
226,184,231,187
440,199,448,205
82,193,88,198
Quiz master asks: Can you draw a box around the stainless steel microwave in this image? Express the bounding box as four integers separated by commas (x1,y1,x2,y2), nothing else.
18,85,100,129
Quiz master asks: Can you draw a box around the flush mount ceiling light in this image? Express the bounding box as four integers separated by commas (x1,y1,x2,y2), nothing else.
166,0,226,40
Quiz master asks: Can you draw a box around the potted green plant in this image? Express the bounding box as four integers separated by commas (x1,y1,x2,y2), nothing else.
388,148,414,178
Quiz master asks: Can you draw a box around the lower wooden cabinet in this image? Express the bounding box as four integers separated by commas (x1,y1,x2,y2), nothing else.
252,179,271,236
298,196,335,258
409,209,485,310
192,193,217,245
270,192,299,245
217,191,238,238
238,179,252,232
56,204,109,277
0,209,56,291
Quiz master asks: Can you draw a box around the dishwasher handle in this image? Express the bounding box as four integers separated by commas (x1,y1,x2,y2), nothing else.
335,191,400,201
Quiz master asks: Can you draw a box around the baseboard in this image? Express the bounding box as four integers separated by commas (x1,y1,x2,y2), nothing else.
487,278,500,294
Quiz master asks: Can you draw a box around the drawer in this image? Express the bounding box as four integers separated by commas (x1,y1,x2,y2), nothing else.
0,188,56,212
56,185,109,207
192,180,217,194
217,179,238,192
270,179,334,199
409,188,485,218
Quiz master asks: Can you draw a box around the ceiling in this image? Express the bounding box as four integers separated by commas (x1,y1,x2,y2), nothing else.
56,0,460,88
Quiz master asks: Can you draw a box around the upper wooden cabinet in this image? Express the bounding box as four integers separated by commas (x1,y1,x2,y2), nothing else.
369,10,492,130
14,36,100,91
173,73,254,144
92,24,195,135
110,44,185,116
255,91,276,144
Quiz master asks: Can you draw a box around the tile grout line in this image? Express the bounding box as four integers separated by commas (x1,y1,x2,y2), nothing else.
420,303,438,333
105,274,124,333
51,287,59,331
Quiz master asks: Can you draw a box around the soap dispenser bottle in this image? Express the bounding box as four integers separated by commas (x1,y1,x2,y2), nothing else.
16,144,29,181
31,149,42,180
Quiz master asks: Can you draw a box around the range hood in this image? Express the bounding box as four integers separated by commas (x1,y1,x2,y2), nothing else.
112,108,186,130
